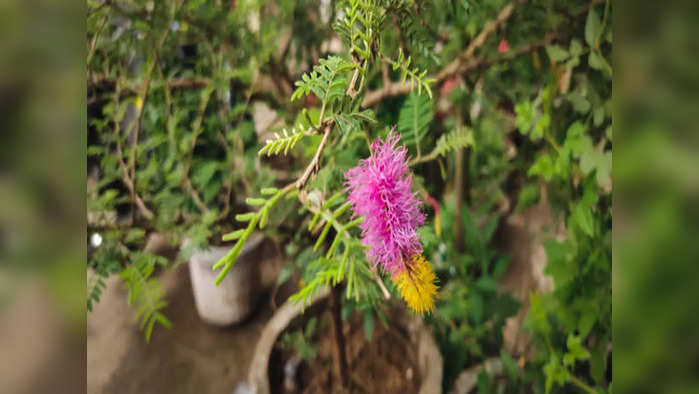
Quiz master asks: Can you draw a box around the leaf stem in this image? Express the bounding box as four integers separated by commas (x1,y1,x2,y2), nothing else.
569,375,596,394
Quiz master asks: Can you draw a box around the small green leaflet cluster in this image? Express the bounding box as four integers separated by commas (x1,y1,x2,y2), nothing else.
433,127,475,157
388,49,435,99
280,317,319,362
290,248,375,312
258,125,306,156
120,253,172,343
545,6,611,76
290,192,367,310
290,56,354,104
394,3,437,64
333,0,386,62
213,186,297,285
87,271,107,312
307,193,364,259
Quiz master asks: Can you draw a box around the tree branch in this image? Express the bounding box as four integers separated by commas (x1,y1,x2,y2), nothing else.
112,85,155,221
362,0,521,107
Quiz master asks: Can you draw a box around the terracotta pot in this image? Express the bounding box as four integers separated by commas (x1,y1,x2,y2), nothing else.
247,289,443,393
188,233,278,325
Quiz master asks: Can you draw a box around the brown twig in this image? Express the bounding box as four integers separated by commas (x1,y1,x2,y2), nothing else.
112,84,155,221
372,270,391,300
295,119,334,190
181,90,213,215
128,32,170,223
128,68,154,223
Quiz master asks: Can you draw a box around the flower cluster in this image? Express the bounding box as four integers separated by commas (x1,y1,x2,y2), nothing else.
391,255,438,314
345,131,437,313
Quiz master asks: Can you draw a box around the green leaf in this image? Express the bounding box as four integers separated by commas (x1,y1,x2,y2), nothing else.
475,277,497,292
222,229,245,241
278,265,293,285
501,350,520,381
363,310,375,342
235,212,256,222
528,154,554,180
305,316,318,337
590,343,607,384
544,355,570,394
397,92,434,148
593,106,605,127
515,101,535,135
544,239,575,286
532,113,550,141
124,228,146,243
564,334,591,366
192,161,218,189
432,127,474,157
589,51,607,72
246,197,267,206
515,184,540,213
528,293,551,336
569,39,583,57
572,202,595,236
568,93,591,114
546,45,569,62
565,55,580,70
585,8,602,47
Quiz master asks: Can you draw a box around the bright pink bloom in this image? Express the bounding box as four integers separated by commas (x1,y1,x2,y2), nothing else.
498,39,509,53
344,132,424,274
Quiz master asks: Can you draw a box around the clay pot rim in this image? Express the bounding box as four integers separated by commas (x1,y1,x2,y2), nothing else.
247,289,443,394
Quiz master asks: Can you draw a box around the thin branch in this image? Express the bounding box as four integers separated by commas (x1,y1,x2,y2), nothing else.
128,31,170,223
87,13,108,66
112,84,155,221
295,119,334,190
435,1,520,80
361,0,605,107
372,270,391,300
181,90,213,215
362,0,521,107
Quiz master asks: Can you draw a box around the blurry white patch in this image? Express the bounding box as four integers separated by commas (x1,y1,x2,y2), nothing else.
320,0,331,24
91,233,103,248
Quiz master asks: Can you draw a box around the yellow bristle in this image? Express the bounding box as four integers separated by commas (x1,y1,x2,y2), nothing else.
391,255,439,314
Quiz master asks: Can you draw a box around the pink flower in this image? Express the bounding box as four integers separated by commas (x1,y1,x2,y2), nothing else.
344,132,424,274
498,39,509,53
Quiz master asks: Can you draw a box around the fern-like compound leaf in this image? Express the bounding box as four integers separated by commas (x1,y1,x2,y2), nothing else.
390,49,435,98
398,91,434,149
120,253,171,343
258,125,306,157
214,187,293,284
291,56,354,104
434,127,474,156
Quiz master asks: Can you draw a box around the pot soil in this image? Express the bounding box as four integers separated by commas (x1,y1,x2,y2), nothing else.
248,290,442,394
